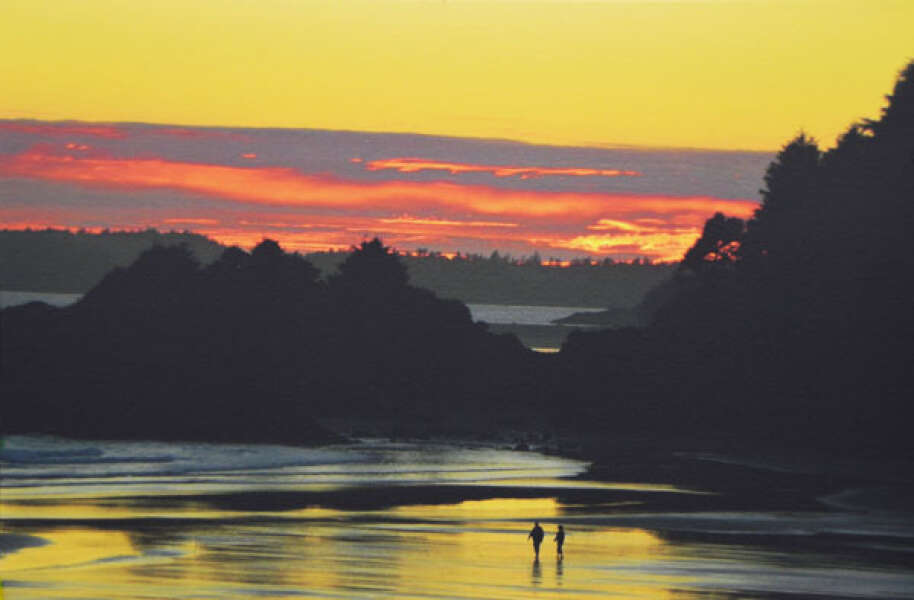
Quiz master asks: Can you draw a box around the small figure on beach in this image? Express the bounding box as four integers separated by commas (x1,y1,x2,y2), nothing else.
528,521,545,559
554,524,565,558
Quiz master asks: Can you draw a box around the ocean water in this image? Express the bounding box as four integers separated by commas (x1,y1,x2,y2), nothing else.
2,436,914,599
466,303,603,326
0,290,82,309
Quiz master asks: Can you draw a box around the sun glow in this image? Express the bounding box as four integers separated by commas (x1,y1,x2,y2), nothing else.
3,1,911,150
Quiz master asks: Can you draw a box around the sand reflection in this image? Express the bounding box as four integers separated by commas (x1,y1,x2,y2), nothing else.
5,436,913,599
2,498,690,599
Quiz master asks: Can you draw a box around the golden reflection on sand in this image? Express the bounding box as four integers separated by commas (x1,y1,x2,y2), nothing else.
392,497,561,520
0,529,138,573
1,498,695,599
0,498,345,522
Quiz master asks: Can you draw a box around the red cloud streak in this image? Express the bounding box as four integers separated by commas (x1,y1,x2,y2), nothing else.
0,147,750,219
362,157,641,179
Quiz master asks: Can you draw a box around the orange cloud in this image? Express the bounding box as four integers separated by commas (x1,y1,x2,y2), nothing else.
378,216,519,228
0,147,752,220
553,232,702,262
0,146,758,260
587,219,645,232
162,217,220,225
362,157,641,179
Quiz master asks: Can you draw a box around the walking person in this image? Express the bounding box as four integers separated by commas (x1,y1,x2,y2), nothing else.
554,524,565,558
527,521,545,559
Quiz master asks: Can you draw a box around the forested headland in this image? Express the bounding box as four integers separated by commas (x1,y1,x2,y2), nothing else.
555,61,914,453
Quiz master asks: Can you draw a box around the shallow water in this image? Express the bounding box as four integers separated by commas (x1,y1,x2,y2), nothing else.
0,290,82,309
2,436,914,599
466,303,604,326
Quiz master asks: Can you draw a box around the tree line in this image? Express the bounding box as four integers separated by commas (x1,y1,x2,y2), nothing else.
1,229,672,308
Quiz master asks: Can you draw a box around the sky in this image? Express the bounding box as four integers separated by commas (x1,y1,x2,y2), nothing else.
1,0,911,260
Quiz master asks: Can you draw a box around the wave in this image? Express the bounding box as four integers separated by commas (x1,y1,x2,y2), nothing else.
0,435,588,494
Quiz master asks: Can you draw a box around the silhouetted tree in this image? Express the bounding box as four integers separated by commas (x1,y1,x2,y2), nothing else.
739,133,821,267
331,238,409,298
864,61,914,141
78,243,201,317
681,212,745,272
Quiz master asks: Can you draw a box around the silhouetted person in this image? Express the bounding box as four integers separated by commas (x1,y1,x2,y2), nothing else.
528,521,545,558
554,524,565,558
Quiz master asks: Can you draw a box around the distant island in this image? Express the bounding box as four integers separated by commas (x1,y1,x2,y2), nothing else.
0,228,674,309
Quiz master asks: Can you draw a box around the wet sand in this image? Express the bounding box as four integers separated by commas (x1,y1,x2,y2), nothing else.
3,437,914,599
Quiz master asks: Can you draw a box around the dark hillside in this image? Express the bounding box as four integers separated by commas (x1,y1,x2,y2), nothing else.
1,239,537,443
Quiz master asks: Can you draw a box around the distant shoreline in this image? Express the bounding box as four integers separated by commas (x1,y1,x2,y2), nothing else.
0,228,674,308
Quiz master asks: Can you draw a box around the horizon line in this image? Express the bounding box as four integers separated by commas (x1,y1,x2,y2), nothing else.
0,225,682,264
0,117,779,156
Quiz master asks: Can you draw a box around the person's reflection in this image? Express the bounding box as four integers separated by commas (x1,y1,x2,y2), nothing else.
531,558,542,586
556,554,564,585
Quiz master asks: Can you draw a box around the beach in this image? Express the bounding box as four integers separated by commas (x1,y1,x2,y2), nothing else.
2,435,914,599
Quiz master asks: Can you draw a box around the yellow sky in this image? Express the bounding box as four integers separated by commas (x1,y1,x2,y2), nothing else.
1,0,911,150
